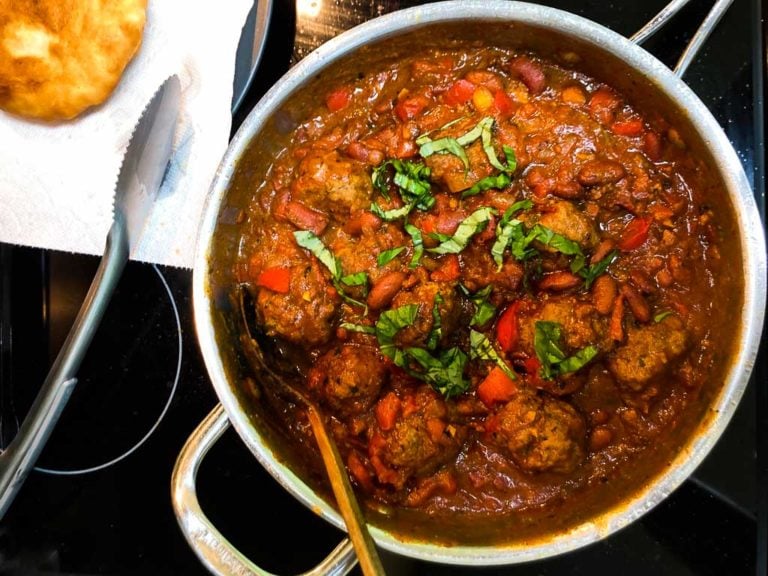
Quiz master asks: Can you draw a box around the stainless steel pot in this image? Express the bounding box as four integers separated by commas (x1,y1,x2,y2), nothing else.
172,1,767,573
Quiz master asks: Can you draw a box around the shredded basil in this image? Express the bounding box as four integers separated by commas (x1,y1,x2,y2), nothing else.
293,230,340,278
341,272,368,287
461,172,512,199
491,200,534,269
293,230,367,309
533,321,598,380
375,304,419,368
377,247,405,267
579,250,618,289
425,293,444,350
370,159,434,222
418,137,469,169
653,310,673,323
469,330,516,380
339,322,376,335
405,346,470,398
403,224,424,268
428,207,497,255
460,284,496,327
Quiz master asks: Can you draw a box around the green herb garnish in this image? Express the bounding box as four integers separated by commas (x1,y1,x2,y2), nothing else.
428,206,497,255
377,247,405,267
469,330,516,380
460,284,496,327
403,223,424,268
533,321,598,380
579,250,618,289
653,310,673,323
405,346,470,398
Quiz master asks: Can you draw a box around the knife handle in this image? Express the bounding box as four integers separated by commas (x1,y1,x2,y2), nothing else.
0,215,129,519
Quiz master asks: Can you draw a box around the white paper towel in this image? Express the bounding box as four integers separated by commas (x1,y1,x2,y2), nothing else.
0,0,253,268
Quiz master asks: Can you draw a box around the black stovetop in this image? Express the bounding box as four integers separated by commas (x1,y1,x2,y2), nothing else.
1,1,765,574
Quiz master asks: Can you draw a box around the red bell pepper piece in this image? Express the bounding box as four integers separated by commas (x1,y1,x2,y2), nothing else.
611,118,644,137
444,79,476,106
617,216,652,251
394,95,430,122
430,254,460,282
477,366,517,407
493,90,516,116
375,392,401,431
325,87,351,112
496,301,521,352
255,267,291,293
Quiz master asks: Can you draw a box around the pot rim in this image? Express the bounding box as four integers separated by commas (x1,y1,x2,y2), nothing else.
193,0,766,565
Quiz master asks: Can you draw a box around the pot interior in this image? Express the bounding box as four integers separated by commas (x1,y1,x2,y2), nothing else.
195,3,762,564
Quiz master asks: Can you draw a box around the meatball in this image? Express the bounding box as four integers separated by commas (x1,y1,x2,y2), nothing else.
292,149,373,218
308,344,387,417
608,316,689,391
460,241,525,299
390,281,460,348
248,225,338,346
329,224,407,285
518,296,608,354
424,140,494,193
489,391,586,474
369,386,464,488
528,199,599,250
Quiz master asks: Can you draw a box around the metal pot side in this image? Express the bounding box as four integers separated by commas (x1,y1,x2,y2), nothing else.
192,1,766,565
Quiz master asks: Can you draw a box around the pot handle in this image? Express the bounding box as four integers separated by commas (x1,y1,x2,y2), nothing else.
630,0,734,77
171,404,358,576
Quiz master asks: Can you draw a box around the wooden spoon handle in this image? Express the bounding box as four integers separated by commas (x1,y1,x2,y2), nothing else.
307,406,386,576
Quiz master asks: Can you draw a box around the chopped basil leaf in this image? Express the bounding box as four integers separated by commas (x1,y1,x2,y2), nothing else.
418,137,470,170
375,304,419,368
339,322,376,335
377,246,405,267
425,293,444,350
394,170,431,199
404,224,424,268
460,284,497,327
461,172,511,198
480,118,506,172
293,230,340,278
534,320,598,380
456,117,486,146
341,272,368,287
405,346,470,397
428,207,497,255
370,202,413,222
469,330,516,380
579,250,618,289
428,231,452,243
491,200,533,269
415,117,466,146
653,310,673,323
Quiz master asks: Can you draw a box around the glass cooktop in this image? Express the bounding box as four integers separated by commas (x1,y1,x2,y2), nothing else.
1,0,765,574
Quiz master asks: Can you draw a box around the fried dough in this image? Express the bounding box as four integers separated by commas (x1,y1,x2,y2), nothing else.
0,0,147,121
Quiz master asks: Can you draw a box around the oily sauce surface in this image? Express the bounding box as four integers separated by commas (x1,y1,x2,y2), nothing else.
228,42,742,544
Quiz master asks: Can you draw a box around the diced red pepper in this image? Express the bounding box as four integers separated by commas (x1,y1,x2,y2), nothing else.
493,90,516,116
325,87,351,112
643,131,662,161
375,392,401,431
444,79,476,106
611,118,644,137
477,366,517,407
347,451,373,490
430,254,460,282
496,301,521,352
394,95,430,122
522,356,545,387
255,267,291,293
617,216,652,251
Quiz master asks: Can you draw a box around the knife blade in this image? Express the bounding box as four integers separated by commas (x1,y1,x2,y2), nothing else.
0,76,181,519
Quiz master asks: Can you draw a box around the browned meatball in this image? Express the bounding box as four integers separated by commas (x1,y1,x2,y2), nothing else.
308,344,387,416
608,316,689,391
525,199,599,250
369,386,464,488
488,391,586,474
390,281,460,348
518,296,608,355
460,241,525,299
248,225,338,347
292,149,373,218
328,224,407,285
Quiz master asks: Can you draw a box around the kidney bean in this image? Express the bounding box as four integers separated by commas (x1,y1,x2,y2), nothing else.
589,427,613,451
367,271,407,310
538,271,582,291
620,284,651,323
509,56,546,94
577,159,626,187
592,275,617,315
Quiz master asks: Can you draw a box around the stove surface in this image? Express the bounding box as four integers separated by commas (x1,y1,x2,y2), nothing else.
1,1,765,575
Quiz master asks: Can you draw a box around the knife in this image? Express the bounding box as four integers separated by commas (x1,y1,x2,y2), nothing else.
0,76,181,519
